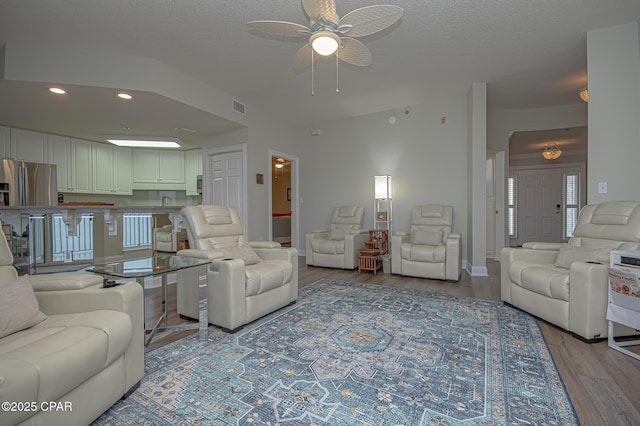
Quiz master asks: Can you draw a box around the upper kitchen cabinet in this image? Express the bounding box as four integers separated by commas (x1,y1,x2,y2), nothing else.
48,137,93,193
93,143,132,195
10,129,48,163
185,149,203,195
133,150,185,189
0,127,10,158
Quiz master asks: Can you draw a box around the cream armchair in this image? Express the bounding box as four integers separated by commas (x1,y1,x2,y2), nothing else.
177,205,298,332
153,224,187,252
306,206,368,269
391,205,462,281
501,201,640,341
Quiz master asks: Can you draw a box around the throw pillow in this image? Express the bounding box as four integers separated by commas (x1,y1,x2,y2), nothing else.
219,246,261,265
554,245,610,269
0,276,47,338
328,227,350,240
411,229,443,246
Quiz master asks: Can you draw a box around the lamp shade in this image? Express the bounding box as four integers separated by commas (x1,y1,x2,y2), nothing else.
375,175,392,199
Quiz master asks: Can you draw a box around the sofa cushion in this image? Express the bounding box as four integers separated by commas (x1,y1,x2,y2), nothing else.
411,229,443,246
0,310,132,404
219,245,261,265
328,227,349,240
245,259,293,297
554,245,610,269
0,276,46,338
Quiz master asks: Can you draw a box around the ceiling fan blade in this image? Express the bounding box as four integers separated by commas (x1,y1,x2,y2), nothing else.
293,44,312,71
339,38,372,67
301,0,337,23
247,20,309,38
338,5,403,37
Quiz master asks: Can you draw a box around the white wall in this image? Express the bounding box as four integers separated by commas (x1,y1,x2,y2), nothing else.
488,104,587,153
202,110,299,242
587,20,640,203
296,97,469,262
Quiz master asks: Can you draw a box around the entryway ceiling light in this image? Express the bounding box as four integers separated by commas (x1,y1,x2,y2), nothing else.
542,142,562,160
579,87,588,103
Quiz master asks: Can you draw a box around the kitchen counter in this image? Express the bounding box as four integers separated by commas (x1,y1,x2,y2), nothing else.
0,205,186,235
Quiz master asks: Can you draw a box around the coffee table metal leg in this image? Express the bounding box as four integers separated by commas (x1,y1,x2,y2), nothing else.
143,274,168,346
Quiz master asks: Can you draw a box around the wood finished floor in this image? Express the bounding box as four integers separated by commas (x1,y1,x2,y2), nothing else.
144,258,640,426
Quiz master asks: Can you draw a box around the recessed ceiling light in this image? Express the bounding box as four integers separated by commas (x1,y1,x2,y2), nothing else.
49,87,66,95
117,93,133,100
107,139,181,148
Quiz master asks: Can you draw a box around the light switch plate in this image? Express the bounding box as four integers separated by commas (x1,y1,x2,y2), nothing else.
598,182,608,194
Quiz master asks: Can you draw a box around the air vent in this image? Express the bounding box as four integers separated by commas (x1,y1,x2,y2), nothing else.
232,99,246,115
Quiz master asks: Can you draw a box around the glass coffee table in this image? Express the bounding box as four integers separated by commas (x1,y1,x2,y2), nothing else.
88,255,210,346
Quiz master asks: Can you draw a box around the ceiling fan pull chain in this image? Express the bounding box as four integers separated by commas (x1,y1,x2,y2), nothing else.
336,49,339,93
311,48,315,96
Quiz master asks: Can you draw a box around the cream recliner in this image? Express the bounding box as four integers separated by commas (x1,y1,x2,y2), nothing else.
177,205,298,332
501,201,640,341
0,236,143,426
153,224,187,252
391,205,462,281
305,206,368,269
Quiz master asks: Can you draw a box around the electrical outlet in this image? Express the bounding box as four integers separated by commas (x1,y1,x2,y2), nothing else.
441,116,446,124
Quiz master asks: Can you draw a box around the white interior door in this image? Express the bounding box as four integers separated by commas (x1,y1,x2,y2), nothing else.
517,168,563,245
204,147,247,229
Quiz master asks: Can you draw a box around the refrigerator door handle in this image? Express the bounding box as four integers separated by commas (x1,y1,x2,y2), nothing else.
18,162,28,206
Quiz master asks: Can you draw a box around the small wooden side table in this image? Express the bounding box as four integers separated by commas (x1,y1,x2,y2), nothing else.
359,249,382,274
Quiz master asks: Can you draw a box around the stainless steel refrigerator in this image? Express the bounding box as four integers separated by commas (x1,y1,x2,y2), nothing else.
0,160,58,206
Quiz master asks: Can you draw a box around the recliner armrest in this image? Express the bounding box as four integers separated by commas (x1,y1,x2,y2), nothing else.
29,272,103,291
522,242,564,251
255,247,298,263
34,281,143,318
249,241,281,249
177,249,225,260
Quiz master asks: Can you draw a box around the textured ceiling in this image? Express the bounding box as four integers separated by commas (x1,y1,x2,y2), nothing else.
0,0,639,150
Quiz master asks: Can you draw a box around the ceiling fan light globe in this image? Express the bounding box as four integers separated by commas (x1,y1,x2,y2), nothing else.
310,32,340,56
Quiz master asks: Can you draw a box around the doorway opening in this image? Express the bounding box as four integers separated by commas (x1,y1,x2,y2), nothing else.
268,150,298,249
507,126,587,247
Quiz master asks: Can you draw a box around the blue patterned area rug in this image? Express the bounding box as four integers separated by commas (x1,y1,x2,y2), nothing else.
94,279,578,425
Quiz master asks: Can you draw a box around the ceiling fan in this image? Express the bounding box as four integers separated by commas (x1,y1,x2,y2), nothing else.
248,0,403,93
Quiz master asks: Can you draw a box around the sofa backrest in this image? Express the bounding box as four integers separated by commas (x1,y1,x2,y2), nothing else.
0,236,18,285
181,205,250,250
328,206,364,233
570,201,640,251
410,204,453,241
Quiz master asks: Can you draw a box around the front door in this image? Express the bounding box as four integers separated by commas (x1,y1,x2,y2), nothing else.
517,168,563,245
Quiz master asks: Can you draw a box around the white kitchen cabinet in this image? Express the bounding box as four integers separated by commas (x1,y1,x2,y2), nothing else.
133,150,184,184
93,144,133,195
0,126,10,159
47,135,72,192
10,128,48,163
48,136,93,193
184,149,203,195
